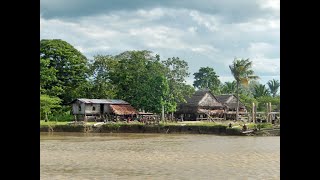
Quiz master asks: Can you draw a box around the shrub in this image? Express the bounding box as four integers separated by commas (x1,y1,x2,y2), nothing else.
257,123,273,129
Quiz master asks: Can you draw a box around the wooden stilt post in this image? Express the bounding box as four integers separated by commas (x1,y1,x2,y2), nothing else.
269,102,272,123
268,102,271,123
45,112,48,122
252,102,255,123
161,104,165,123
84,105,87,122
266,103,269,122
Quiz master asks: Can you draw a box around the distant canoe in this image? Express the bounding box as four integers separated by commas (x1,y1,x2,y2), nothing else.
241,130,254,134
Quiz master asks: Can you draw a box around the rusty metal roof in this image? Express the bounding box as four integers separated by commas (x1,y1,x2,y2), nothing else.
73,98,129,104
110,104,138,115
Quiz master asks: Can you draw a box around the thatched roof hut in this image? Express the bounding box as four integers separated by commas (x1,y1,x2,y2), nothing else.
215,94,246,111
175,89,224,120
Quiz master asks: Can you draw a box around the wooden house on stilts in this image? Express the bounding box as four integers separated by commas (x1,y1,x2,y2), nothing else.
175,89,225,121
69,98,138,122
215,94,247,120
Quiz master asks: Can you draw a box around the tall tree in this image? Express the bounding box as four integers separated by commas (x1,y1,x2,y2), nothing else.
40,57,63,96
267,79,280,97
40,39,89,103
162,57,194,113
86,55,118,99
253,84,270,98
40,94,61,121
193,67,221,94
109,50,169,113
229,58,259,120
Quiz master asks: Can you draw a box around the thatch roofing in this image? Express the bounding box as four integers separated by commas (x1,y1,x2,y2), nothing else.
183,89,223,107
176,89,224,114
215,94,246,109
110,104,138,115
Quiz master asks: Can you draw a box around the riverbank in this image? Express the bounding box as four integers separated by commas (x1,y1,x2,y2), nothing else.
40,121,280,136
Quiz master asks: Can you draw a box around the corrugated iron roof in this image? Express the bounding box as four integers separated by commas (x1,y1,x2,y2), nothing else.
75,98,129,104
110,104,138,115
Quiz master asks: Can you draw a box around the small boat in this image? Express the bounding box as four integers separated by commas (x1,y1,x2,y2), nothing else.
241,130,254,134
93,122,105,127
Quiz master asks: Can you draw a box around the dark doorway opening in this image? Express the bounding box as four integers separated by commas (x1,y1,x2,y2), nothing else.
100,104,104,114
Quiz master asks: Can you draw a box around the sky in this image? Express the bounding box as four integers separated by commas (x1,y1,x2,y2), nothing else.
40,0,280,86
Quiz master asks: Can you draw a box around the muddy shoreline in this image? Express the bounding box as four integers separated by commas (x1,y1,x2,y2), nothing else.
40,124,280,136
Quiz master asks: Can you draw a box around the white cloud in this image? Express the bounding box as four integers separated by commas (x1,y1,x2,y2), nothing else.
232,18,279,33
252,57,280,75
128,26,189,49
41,6,279,82
191,45,219,54
188,26,198,33
219,76,235,83
137,8,165,19
248,42,279,57
259,0,280,12
189,10,220,32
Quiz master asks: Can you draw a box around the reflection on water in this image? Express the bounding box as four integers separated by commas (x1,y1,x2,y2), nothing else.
40,132,280,180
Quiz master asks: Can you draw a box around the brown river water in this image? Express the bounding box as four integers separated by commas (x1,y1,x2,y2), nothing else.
40,132,280,180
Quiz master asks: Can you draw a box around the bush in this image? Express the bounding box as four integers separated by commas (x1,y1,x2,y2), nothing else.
48,105,73,122
257,123,273,129
48,114,74,122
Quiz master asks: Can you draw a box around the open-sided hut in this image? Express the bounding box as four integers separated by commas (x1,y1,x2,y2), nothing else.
215,94,247,119
175,89,224,120
70,98,138,121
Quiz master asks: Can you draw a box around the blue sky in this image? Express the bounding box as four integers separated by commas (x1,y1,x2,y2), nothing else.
40,0,279,86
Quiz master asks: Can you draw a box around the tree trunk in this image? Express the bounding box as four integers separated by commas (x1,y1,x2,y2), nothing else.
45,112,48,122
252,102,255,123
266,103,269,122
161,104,165,122
236,82,239,121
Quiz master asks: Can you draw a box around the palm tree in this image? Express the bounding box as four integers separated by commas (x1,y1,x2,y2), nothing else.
222,81,236,94
253,84,270,98
229,58,259,120
267,79,280,97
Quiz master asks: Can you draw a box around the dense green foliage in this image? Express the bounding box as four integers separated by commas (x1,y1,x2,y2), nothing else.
267,79,280,97
193,67,221,94
40,39,280,121
229,58,259,119
253,84,270,98
221,81,236,94
40,40,195,120
40,39,89,103
40,94,61,121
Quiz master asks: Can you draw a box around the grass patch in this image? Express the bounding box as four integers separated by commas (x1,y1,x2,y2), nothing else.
40,120,96,126
40,120,69,126
47,114,74,122
257,123,273,129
